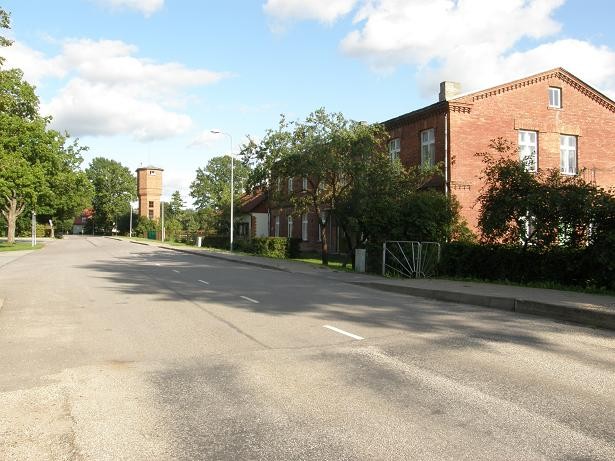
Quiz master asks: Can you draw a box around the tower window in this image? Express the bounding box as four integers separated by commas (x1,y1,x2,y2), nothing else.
149,201,154,208
149,170,156,175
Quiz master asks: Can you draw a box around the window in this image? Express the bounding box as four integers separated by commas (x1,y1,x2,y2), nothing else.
302,214,308,241
148,201,154,208
274,216,280,237
317,212,326,242
148,210,154,220
388,138,400,161
149,170,156,176
288,177,293,193
560,135,577,175
302,177,308,191
518,130,538,172
420,129,435,166
549,87,561,108
276,177,281,192
287,215,293,237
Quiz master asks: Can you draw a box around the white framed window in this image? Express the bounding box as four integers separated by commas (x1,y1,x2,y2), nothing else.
276,177,281,192
549,87,561,108
149,170,156,176
302,177,308,191
287,215,293,237
302,214,308,241
420,129,435,166
288,177,293,193
274,216,280,237
388,138,400,161
560,135,577,175
518,130,538,172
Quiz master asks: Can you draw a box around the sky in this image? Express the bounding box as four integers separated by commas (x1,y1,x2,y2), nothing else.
2,0,615,206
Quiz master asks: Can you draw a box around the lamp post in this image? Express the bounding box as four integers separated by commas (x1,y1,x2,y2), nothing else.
210,130,234,252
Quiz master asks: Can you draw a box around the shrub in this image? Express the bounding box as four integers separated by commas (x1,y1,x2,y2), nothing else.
242,237,301,258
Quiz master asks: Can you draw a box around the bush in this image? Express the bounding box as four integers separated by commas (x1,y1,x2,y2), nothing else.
438,241,612,290
241,237,301,259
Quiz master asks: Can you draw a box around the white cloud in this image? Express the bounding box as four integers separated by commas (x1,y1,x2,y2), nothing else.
266,0,615,99
96,0,164,17
188,130,222,149
3,38,232,141
264,0,359,24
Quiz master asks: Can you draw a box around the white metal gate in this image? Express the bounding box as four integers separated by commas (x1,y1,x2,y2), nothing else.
382,241,441,278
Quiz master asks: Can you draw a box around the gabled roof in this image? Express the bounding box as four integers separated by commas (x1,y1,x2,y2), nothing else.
383,68,615,129
240,190,268,213
452,67,615,113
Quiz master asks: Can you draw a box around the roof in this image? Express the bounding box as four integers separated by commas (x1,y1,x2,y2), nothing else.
239,190,268,213
383,67,615,128
452,67,615,112
136,165,164,171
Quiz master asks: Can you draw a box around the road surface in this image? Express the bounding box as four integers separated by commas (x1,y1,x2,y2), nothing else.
1,237,613,460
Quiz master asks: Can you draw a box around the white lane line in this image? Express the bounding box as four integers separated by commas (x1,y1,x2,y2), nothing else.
172,269,180,273
240,296,260,304
198,280,210,285
155,263,161,266
323,325,364,341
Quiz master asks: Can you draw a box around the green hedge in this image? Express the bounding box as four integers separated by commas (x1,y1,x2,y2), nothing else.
438,242,613,290
236,237,301,259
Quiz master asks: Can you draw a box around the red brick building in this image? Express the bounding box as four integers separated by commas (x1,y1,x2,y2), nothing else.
384,68,615,232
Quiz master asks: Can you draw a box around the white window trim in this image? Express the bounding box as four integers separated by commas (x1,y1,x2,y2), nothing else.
518,130,538,172
388,138,400,162
274,216,280,237
420,129,435,166
549,87,562,109
301,214,308,241
287,215,293,237
560,134,577,175
288,177,293,193
302,177,308,191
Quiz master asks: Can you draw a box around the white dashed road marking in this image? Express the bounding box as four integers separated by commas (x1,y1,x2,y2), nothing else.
323,325,364,340
198,280,210,285
240,296,259,304
172,270,180,273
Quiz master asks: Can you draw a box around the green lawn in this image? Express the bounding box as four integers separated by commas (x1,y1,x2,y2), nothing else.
292,253,355,272
0,242,43,251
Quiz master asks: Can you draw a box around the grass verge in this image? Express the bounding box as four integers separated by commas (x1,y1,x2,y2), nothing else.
0,242,43,252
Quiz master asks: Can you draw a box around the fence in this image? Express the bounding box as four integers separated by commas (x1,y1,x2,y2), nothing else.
381,241,441,278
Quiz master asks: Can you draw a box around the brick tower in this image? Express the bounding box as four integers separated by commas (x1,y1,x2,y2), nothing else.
136,166,164,220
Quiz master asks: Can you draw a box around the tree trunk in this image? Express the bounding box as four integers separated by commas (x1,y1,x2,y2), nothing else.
3,197,25,244
320,221,329,266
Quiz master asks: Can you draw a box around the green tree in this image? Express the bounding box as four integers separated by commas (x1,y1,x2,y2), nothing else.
476,138,607,249
0,43,91,242
166,190,184,220
189,155,251,235
86,157,136,234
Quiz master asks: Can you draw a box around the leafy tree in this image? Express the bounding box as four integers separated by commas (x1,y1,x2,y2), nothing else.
243,109,394,265
166,190,184,220
190,155,251,235
0,55,91,242
86,157,136,234
476,137,609,249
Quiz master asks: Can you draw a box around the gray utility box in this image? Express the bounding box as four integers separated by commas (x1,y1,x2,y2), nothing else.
355,248,366,273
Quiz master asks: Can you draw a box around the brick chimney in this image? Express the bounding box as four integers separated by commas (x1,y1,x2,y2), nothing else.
439,81,461,101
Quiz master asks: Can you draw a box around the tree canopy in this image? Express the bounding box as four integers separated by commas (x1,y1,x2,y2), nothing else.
1,10,92,242
86,157,136,234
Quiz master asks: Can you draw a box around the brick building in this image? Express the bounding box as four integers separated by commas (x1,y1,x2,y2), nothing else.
136,166,163,221
384,67,615,232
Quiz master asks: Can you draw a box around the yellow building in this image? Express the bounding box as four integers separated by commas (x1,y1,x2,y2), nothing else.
136,166,163,220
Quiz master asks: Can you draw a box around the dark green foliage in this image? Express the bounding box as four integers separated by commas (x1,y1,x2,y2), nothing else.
439,242,614,290
237,237,301,259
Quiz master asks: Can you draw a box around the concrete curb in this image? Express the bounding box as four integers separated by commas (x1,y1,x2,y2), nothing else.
355,282,615,331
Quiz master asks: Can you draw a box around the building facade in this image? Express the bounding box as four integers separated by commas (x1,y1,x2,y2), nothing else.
385,68,615,232
136,166,163,221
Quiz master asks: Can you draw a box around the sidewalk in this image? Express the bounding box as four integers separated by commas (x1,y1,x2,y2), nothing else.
118,237,615,332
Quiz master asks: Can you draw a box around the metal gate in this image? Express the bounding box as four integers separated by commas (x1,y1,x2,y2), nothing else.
381,241,441,278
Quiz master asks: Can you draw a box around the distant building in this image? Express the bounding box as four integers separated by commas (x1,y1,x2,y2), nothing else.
136,166,163,221
384,67,615,231
72,208,93,234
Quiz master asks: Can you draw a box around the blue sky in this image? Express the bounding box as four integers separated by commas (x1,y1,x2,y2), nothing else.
2,0,614,205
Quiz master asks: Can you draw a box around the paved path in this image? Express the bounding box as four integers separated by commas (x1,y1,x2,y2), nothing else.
1,236,614,460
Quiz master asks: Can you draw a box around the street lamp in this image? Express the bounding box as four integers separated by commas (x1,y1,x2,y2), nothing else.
210,130,234,252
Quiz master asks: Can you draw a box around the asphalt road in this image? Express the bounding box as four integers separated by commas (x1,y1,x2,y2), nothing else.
1,236,614,460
